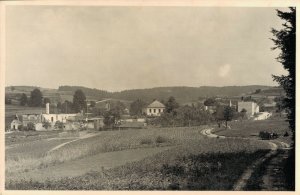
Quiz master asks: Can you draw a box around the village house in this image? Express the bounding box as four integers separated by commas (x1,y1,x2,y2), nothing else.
143,100,165,116
10,115,22,130
22,114,43,126
238,101,259,117
41,103,78,126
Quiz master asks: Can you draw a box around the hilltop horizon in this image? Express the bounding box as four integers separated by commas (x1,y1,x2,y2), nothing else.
5,84,280,93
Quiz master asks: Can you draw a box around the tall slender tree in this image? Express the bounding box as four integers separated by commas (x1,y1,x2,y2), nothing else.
271,7,295,190
72,90,86,113
20,93,28,106
271,7,296,140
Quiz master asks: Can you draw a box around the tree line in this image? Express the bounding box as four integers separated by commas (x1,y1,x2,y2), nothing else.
6,88,88,114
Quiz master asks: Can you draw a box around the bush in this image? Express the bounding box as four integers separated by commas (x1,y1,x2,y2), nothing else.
54,121,64,130
259,131,278,140
17,125,23,131
259,131,270,140
43,121,51,129
140,138,153,145
27,122,35,131
155,136,168,144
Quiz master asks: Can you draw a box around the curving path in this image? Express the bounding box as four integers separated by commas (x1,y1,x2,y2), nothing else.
200,127,289,190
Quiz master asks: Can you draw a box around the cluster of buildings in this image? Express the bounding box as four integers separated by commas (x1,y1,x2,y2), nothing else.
10,103,104,131
9,97,272,131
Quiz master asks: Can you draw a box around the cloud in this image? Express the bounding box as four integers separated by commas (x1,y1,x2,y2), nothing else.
218,64,231,78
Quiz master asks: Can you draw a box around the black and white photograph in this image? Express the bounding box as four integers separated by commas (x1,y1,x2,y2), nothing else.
0,0,297,193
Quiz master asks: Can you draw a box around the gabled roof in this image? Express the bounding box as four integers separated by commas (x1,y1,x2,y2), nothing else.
147,100,165,108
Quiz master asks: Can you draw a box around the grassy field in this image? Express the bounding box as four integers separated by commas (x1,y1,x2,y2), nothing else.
213,119,292,144
6,138,272,190
5,127,206,177
5,125,275,190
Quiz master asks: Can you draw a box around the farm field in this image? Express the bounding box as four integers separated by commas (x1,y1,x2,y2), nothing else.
5,125,276,190
213,118,292,145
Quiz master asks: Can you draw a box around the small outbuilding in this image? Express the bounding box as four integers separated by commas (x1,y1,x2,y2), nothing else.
11,119,22,130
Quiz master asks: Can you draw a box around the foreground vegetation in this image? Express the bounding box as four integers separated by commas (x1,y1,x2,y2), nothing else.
5,127,205,177
6,138,272,190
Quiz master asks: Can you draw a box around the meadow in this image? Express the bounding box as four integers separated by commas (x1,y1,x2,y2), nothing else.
5,127,206,178
213,118,292,144
5,125,274,190
6,138,272,190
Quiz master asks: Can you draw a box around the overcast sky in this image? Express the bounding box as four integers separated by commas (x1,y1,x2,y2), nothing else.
5,6,287,91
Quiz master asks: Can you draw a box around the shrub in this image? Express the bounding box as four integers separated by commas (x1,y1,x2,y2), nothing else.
17,125,23,131
155,136,168,144
140,138,153,145
27,122,35,131
54,121,64,130
259,131,270,140
42,121,51,129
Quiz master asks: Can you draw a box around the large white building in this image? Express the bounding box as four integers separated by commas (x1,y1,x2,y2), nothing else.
238,101,259,117
144,100,165,116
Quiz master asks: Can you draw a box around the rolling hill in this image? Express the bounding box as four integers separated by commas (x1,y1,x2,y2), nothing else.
6,85,274,104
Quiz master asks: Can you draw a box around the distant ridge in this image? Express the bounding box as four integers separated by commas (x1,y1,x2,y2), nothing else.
6,85,280,103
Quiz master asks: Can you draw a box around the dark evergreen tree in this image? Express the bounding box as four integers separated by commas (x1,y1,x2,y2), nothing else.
28,89,43,107
43,97,51,105
272,7,296,190
165,96,179,114
271,7,295,190
20,93,28,106
130,99,147,116
271,7,296,139
72,90,86,113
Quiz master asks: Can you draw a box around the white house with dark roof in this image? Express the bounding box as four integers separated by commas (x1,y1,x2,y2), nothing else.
144,100,165,116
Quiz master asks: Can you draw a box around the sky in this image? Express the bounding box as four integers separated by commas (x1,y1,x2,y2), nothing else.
5,6,288,92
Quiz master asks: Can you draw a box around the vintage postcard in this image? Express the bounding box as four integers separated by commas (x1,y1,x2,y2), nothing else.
0,0,298,194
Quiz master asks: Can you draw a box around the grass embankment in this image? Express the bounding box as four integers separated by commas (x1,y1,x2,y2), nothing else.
6,127,204,176
6,137,272,190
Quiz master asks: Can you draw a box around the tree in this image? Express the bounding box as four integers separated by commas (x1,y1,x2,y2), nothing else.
223,106,234,128
271,7,295,137
61,100,73,113
72,90,86,113
271,8,295,189
254,89,262,94
274,96,285,116
241,108,247,119
57,102,62,113
90,101,96,108
204,98,216,106
43,97,51,105
28,88,43,107
103,109,120,128
20,93,28,106
130,99,147,116
165,96,179,114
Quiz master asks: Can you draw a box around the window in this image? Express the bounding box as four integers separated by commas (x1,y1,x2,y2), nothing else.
159,109,161,113
149,109,152,113
154,109,156,113
51,117,54,122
